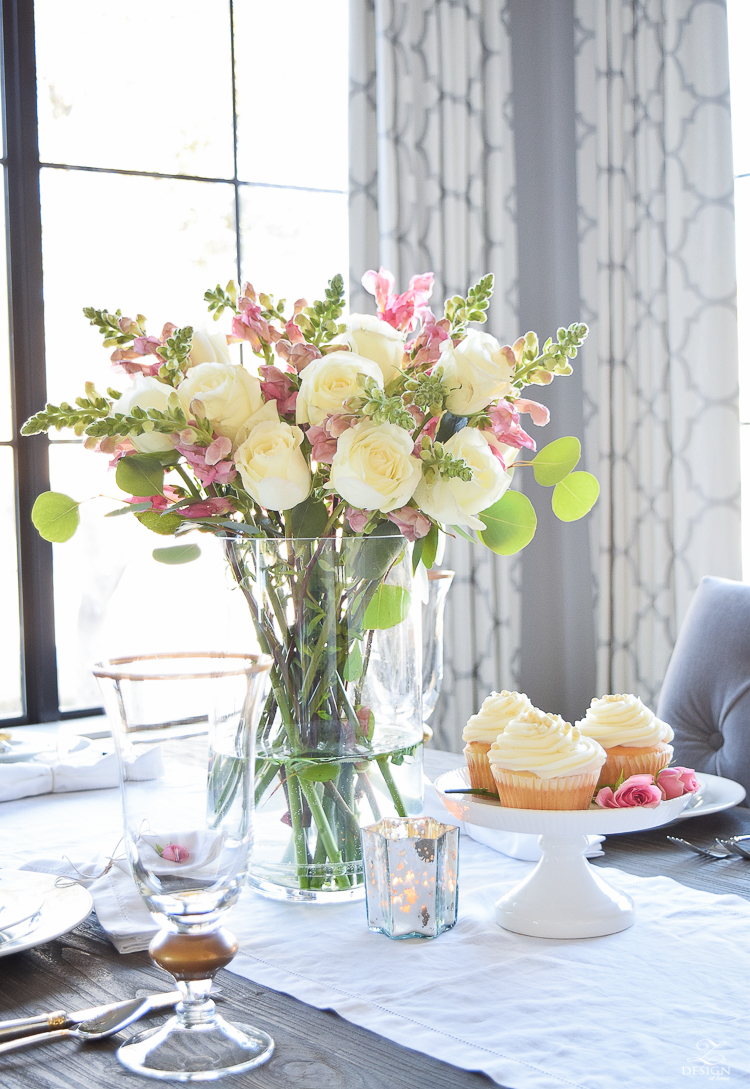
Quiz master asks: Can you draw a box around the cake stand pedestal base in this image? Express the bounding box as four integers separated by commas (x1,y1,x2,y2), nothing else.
495,833,634,938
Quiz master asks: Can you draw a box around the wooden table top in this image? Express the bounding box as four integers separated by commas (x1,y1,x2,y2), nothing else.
2,752,749,1089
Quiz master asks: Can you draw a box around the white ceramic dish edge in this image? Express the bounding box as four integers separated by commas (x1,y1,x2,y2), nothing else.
0,871,93,958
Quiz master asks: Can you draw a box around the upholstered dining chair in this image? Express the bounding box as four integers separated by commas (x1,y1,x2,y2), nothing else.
657,576,750,806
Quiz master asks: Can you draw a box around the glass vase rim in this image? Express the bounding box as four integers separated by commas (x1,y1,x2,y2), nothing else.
225,535,412,544
91,650,273,682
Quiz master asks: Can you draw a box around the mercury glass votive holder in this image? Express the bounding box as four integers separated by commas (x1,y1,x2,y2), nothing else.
361,817,459,940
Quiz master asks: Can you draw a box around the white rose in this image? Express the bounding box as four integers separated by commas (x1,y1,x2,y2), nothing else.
296,351,383,427
189,329,233,368
235,417,311,511
414,427,513,529
344,314,406,386
177,362,262,443
330,420,422,513
440,329,515,416
116,375,175,453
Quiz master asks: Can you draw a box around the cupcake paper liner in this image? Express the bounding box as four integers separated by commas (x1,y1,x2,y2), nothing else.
597,743,673,788
490,768,600,811
464,743,498,794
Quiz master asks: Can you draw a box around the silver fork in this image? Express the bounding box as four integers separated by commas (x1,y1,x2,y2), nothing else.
666,836,732,860
715,836,750,860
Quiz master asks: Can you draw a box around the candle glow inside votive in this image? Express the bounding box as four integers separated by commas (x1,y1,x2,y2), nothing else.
361,817,459,939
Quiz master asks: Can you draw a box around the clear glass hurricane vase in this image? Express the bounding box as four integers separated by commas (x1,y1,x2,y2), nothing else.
422,568,455,726
225,532,424,902
93,652,273,1082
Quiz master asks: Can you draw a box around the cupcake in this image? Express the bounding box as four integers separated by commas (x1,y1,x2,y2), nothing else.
463,690,533,792
488,709,606,810
577,694,674,787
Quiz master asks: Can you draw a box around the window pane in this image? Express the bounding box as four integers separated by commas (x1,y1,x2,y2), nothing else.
0,448,22,717
235,0,348,191
35,0,234,179
240,187,348,306
0,181,12,442
48,444,255,711
40,169,237,407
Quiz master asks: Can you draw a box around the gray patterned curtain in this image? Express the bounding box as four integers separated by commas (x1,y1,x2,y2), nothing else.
349,0,520,748
575,0,742,706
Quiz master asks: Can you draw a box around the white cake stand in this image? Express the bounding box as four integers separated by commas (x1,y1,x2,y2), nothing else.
435,767,690,939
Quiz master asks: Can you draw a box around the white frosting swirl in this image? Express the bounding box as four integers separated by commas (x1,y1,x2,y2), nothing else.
577,693,674,749
463,690,534,744
488,709,606,780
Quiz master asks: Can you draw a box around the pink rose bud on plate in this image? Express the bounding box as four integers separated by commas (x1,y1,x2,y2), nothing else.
596,773,662,809
657,766,700,799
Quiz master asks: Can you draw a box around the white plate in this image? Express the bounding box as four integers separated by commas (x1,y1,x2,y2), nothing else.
0,733,90,764
671,771,746,820
434,767,690,835
0,871,93,957
0,878,45,932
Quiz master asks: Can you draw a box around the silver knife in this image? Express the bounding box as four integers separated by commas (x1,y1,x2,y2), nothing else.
0,991,181,1044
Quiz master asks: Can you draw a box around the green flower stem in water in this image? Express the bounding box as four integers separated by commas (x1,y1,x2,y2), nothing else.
375,755,408,818
298,778,350,890
283,769,310,889
357,771,382,821
254,759,280,808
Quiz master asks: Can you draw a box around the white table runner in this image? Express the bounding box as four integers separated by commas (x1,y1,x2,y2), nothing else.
5,746,750,1088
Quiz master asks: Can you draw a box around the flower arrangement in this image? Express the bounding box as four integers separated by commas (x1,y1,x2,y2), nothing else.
595,767,700,809
23,268,598,897
24,268,596,555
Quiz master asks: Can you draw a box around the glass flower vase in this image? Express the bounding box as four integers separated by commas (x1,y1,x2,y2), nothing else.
225,531,424,902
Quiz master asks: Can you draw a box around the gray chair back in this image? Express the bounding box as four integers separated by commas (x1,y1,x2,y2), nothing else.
657,576,750,806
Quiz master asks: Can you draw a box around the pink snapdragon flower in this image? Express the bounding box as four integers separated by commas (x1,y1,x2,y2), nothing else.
387,506,432,542
260,365,298,415
182,496,235,519
595,774,663,809
405,308,451,367
514,397,550,426
306,424,338,463
346,507,372,532
275,338,322,372
361,267,435,333
231,297,271,351
110,322,177,377
486,401,536,452
176,438,237,487
128,485,182,512
656,766,700,799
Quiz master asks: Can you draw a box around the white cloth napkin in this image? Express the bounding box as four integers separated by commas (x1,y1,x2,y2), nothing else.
21,828,235,954
420,777,604,860
0,745,164,803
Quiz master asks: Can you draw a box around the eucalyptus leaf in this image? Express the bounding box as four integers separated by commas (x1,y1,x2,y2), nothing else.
138,510,183,536
532,436,581,486
343,640,364,682
411,538,425,572
116,454,165,498
31,491,80,543
363,585,411,630
477,491,537,555
421,524,439,570
296,762,340,782
353,521,405,580
152,543,201,564
287,497,329,539
552,471,600,521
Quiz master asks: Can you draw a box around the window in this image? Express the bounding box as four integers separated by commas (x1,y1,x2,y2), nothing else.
2,0,349,725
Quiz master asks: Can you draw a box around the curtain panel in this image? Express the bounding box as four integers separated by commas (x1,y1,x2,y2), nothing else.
575,0,741,707
348,0,520,747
